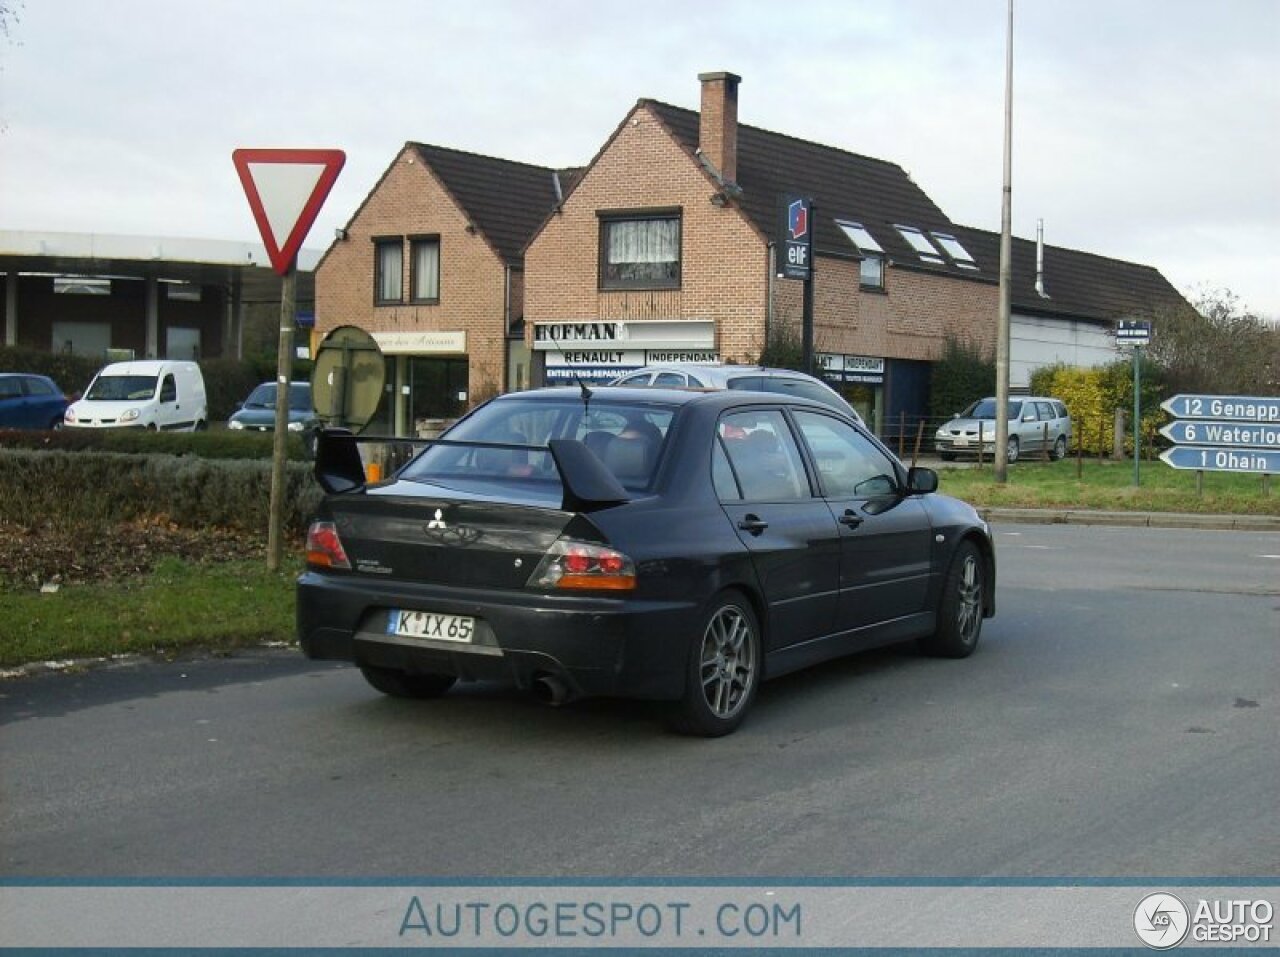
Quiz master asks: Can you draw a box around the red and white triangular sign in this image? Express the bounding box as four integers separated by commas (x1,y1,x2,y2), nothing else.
232,148,346,275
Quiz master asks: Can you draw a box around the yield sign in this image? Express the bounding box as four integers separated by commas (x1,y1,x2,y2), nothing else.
232,148,346,275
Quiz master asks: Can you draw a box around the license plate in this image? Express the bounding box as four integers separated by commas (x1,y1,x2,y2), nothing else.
387,609,475,642
953,437,970,447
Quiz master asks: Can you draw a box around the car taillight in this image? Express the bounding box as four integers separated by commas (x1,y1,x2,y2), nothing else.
305,521,351,570
528,539,636,592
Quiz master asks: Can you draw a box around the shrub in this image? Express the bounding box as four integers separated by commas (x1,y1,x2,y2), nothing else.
1028,357,1166,456
0,428,311,460
929,338,994,420
0,449,322,533
0,346,100,395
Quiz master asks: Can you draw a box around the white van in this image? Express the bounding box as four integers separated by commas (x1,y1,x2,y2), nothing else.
65,360,208,432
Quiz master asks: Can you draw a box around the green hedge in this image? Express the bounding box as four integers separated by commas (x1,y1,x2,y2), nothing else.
0,449,323,533
0,427,311,460
0,346,101,395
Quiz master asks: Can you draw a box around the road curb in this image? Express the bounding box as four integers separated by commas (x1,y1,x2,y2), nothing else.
979,507,1280,532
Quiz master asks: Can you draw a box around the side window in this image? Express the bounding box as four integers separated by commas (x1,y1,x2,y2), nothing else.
0,378,22,400
614,372,653,387
765,377,842,412
159,375,177,402
711,438,741,501
1036,401,1055,421
792,411,899,499
23,377,55,397
717,409,810,501
726,375,767,392
652,372,687,387
1054,401,1069,419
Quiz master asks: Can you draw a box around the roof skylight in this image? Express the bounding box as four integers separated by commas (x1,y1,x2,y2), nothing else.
836,221,883,254
894,225,945,265
930,232,979,270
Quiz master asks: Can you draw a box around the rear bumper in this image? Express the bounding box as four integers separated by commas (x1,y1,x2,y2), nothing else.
297,571,699,701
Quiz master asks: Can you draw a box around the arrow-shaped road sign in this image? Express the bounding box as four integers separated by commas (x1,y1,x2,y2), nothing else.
1159,394,1280,423
1160,446,1280,473
1160,420,1280,449
233,148,346,276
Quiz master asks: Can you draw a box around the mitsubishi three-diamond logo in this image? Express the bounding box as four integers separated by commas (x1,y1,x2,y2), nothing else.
1134,893,1190,949
426,508,447,530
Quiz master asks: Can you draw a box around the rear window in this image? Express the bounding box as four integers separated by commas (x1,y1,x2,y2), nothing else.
400,396,676,492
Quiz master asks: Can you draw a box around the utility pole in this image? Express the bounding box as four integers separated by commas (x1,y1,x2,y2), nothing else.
994,0,1014,483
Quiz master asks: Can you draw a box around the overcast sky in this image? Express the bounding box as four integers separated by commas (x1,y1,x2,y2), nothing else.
1,0,1277,317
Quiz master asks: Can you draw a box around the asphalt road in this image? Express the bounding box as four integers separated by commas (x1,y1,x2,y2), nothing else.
2,525,1277,878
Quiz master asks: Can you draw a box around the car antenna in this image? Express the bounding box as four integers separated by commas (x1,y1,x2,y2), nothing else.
544,325,593,413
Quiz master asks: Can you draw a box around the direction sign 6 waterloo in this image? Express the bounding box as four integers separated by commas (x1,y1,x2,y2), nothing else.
1159,420,1280,449
1160,394,1280,423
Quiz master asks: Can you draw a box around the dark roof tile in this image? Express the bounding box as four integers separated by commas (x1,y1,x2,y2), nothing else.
411,143,566,265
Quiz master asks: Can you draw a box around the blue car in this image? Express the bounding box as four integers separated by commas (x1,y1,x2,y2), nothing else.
0,373,70,430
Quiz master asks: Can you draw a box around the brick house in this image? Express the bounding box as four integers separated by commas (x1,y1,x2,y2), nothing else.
524,72,1001,431
314,143,574,434
316,71,1189,435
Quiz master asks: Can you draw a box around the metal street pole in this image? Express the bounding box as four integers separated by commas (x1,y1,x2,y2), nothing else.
267,264,296,572
1133,343,1141,486
994,0,1014,483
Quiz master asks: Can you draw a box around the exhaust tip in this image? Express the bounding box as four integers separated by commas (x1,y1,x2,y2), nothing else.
532,674,570,707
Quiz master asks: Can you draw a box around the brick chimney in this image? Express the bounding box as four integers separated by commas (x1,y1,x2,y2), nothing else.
698,71,741,185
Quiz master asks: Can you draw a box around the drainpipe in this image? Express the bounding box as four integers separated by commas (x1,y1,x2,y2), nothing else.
503,264,512,392
1035,219,1047,298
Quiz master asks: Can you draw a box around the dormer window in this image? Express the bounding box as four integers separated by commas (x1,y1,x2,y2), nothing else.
836,220,885,290
930,232,978,270
894,225,946,266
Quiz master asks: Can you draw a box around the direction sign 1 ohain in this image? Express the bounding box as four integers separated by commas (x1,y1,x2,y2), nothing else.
1159,420,1280,449
1160,394,1280,423
1159,446,1280,474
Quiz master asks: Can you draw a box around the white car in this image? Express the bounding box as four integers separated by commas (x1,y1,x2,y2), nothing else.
935,396,1071,463
609,363,864,425
64,360,208,432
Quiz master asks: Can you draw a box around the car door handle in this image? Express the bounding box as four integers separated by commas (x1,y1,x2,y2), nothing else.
737,515,769,535
838,509,864,529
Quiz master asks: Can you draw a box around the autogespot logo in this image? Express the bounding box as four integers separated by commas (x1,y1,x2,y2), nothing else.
1134,893,1190,949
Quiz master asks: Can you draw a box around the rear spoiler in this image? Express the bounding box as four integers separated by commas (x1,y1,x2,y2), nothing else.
313,428,630,513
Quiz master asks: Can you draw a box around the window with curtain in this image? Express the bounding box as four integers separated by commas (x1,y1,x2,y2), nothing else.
375,239,403,304
600,214,681,289
411,237,440,302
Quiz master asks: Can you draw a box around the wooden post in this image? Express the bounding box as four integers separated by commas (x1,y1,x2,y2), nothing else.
978,420,985,467
1042,421,1050,462
912,420,925,468
898,411,906,459
1264,474,1272,498
1196,470,1204,497
267,265,296,572
1076,425,1083,479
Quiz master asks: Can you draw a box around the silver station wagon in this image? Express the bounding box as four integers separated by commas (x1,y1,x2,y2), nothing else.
935,396,1072,463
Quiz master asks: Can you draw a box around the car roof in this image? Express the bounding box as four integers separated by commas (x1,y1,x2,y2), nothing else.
495,384,844,414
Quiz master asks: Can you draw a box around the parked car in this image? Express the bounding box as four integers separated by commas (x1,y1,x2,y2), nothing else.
227,381,319,439
609,363,864,424
64,360,207,432
298,386,995,736
0,373,71,430
935,396,1071,463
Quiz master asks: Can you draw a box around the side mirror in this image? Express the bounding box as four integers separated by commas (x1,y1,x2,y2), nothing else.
907,466,938,495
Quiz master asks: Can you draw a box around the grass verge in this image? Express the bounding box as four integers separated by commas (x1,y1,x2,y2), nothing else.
935,457,1280,515
1,556,299,668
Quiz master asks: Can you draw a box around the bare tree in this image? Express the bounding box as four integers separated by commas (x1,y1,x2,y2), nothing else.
1148,287,1280,396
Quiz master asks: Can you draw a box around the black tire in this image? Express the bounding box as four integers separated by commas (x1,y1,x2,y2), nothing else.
359,665,456,699
1005,435,1020,464
939,451,956,462
195,419,208,432
49,416,64,431
919,540,985,658
1052,435,1068,461
665,591,761,737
